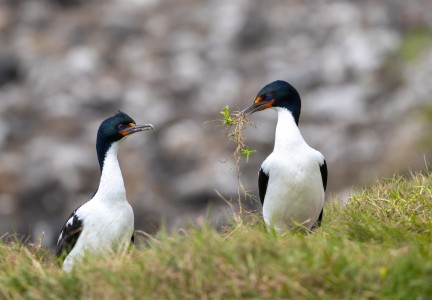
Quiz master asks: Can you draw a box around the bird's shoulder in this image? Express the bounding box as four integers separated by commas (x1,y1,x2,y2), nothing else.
309,147,325,166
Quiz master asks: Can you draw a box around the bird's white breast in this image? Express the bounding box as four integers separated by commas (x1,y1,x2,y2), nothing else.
261,108,325,231
261,148,325,231
62,199,134,271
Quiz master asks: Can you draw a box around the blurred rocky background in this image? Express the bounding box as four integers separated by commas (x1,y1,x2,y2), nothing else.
0,0,431,248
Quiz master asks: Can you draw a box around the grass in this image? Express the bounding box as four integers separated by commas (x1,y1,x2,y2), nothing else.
1,172,432,299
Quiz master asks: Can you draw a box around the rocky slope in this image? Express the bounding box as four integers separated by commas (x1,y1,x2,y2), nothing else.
0,0,431,247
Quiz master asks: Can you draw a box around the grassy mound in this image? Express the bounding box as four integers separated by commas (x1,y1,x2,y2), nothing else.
1,172,431,299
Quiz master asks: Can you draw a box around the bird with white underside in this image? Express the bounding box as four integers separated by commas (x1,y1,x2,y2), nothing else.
241,80,328,232
55,111,154,271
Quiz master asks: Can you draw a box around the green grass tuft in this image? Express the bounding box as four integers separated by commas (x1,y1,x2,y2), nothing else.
398,27,432,63
1,172,432,299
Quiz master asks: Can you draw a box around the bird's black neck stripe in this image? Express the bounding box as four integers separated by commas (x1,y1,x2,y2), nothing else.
96,140,117,172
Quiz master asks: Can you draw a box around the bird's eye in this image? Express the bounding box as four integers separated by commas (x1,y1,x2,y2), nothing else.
262,93,273,101
117,124,127,131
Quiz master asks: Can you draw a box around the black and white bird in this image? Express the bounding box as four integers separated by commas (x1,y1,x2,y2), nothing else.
55,111,154,271
241,80,327,232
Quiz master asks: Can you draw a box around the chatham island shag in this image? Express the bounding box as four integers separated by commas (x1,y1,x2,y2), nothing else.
241,80,328,232
55,111,154,271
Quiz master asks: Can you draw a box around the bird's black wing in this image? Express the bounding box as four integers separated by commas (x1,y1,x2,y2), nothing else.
316,159,328,227
320,159,328,191
316,207,324,228
55,207,84,259
258,168,269,206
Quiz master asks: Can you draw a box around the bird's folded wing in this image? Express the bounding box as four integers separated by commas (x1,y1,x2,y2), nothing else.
55,208,84,258
258,168,269,206
320,159,328,191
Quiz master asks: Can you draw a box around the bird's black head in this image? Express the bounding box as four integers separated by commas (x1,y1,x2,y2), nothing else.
241,80,302,125
96,111,154,171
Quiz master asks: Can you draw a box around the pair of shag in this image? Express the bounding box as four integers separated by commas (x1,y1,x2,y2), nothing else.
56,80,327,271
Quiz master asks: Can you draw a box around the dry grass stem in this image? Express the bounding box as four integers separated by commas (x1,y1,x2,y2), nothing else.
219,106,256,220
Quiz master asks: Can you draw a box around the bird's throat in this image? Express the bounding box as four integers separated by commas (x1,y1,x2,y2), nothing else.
95,142,127,203
274,108,305,152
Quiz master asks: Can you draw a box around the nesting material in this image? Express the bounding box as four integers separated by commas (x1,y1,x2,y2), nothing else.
219,106,257,218
220,105,255,166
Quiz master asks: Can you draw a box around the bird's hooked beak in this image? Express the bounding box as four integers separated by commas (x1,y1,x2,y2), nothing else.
240,96,274,115
120,123,154,136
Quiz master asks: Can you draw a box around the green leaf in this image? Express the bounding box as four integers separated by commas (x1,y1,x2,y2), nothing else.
241,146,257,163
220,105,233,125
